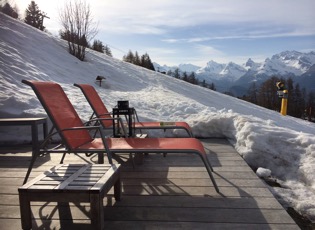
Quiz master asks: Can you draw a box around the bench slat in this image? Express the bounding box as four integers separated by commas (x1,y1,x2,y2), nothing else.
55,165,91,190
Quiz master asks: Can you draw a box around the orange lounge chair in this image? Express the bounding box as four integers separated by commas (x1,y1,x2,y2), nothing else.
22,80,219,192
73,83,193,137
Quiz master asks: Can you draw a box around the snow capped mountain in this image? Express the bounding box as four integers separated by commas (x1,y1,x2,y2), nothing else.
231,51,315,95
272,50,315,72
244,58,260,69
191,61,247,92
178,63,201,73
196,60,247,82
253,51,315,76
159,50,315,83
157,50,315,94
221,62,248,80
197,60,225,75
153,62,200,74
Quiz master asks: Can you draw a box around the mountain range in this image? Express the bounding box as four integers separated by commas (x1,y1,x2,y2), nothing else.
154,50,315,96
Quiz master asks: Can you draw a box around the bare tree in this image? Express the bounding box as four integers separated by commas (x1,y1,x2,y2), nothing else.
59,0,98,61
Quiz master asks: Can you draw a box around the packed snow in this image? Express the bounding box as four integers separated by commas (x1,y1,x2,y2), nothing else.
1,13,315,222
256,167,272,179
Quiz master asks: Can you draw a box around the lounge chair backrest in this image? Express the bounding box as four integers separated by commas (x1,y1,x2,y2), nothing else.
22,80,93,149
74,84,113,128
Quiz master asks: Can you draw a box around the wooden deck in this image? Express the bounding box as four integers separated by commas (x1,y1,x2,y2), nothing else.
0,138,299,229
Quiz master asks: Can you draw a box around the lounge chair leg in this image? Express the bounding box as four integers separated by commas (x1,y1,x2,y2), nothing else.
98,152,104,164
208,169,219,193
130,153,135,169
206,165,219,193
23,153,39,184
60,152,67,164
199,153,219,193
114,178,121,201
206,158,214,172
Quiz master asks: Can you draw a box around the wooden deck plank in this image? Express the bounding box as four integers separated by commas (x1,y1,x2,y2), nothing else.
0,138,300,229
0,205,295,223
0,195,285,209
101,222,299,230
0,219,299,230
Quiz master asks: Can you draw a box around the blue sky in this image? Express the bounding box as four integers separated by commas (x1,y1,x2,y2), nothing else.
14,0,315,67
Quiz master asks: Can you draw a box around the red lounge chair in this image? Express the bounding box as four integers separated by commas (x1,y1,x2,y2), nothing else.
73,83,193,137
22,80,219,192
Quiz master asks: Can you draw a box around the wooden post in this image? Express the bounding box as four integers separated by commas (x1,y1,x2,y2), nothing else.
96,76,106,86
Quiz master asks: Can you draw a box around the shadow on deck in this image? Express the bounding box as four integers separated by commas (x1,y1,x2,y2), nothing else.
0,139,299,229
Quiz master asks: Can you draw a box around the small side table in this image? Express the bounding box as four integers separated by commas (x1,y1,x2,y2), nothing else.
18,164,121,230
0,117,48,156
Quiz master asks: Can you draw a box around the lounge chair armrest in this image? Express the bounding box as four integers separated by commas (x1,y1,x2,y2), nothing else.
46,125,104,138
84,117,128,137
39,125,105,149
99,112,113,116
45,126,103,139
85,117,122,124
61,126,102,132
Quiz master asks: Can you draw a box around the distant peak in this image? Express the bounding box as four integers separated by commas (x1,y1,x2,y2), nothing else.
207,60,220,64
245,58,255,67
227,61,237,66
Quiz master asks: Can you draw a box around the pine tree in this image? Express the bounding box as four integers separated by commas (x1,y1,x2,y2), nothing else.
201,80,207,88
140,53,155,71
306,91,315,121
247,82,258,104
92,40,104,53
209,82,216,91
292,83,305,118
123,51,154,71
286,78,294,115
182,71,188,82
188,72,197,84
174,68,180,79
1,2,18,18
242,76,313,120
166,70,173,77
104,45,112,57
123,50,134,63
134,51,141,65
24,1,44,30
257,76,281,111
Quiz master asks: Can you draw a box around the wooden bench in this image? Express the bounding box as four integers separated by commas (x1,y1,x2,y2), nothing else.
18,164,121,230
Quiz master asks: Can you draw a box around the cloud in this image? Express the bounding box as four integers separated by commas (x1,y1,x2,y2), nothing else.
15,0,315,37
98,23,166,35
93,0,315,35
195,44,224,57
162,24,315,45
191,45,267,65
